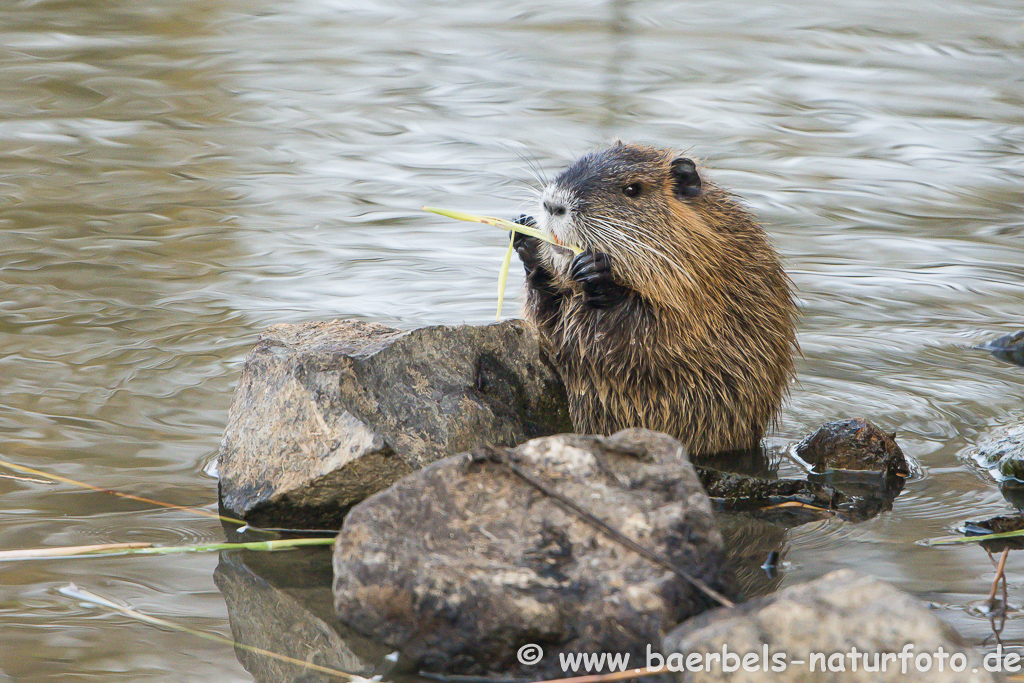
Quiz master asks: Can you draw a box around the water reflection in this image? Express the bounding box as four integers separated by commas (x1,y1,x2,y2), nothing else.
215,549,389,683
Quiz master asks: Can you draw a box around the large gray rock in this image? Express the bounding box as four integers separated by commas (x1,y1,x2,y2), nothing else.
333,429,736,678
662,570,999,682
218,319,571,528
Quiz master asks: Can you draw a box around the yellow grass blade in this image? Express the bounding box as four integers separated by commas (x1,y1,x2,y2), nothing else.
0,543,153,560
422,206,582,254
496,232,515,321
0,456,246,526
0,537,335,561
424,205,583,320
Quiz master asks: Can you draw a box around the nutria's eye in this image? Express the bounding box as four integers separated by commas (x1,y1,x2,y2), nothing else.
622,183,642,198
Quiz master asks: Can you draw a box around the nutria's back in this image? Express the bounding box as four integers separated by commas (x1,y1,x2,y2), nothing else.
518,143,797,456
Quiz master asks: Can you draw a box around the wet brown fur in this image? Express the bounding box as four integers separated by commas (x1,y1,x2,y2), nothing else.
524,143,798,456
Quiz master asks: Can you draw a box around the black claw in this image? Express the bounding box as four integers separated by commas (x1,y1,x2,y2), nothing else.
570,251,628,309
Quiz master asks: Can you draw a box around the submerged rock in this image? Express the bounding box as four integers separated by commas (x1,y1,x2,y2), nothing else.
217,319,571,528
696,419,909,525
698,468,902,525
332,429,736,678
662,570,997,683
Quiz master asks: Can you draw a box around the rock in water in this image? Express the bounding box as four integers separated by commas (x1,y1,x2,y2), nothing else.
978,330,1024,367
332,429,735,678
217,319,571,528
794,418,909,480
662,570,996,683
962,512,1024,552
971,422,1024,483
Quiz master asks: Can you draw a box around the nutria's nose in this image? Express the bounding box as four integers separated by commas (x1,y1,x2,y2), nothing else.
544,200,567,217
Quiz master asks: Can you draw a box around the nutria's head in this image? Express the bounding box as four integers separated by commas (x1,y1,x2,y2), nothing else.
536,142,771,312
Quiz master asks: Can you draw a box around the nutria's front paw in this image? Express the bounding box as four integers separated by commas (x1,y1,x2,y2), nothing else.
511,215,549,286
571,251,628,309
511,214,537,253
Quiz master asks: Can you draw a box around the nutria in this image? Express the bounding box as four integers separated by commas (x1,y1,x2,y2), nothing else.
514,142,798,457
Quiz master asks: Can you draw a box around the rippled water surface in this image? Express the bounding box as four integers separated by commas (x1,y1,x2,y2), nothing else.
2,0,1023,679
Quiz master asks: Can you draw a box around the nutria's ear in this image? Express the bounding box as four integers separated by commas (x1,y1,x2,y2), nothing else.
671,157,701,198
